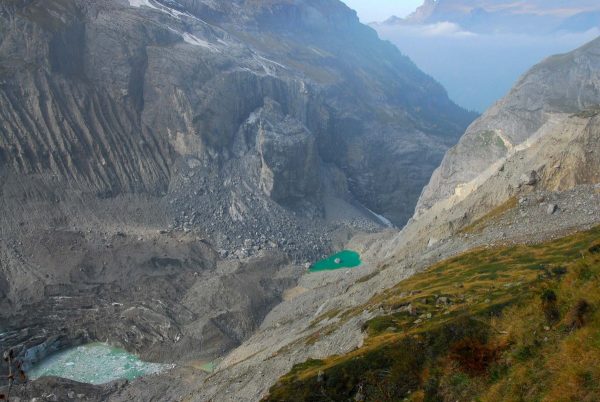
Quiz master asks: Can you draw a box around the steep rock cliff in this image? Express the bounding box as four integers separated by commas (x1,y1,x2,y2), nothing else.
0,0,475,229
416,37,600,217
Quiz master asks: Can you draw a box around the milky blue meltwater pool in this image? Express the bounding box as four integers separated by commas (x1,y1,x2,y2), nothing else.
28,343,172,385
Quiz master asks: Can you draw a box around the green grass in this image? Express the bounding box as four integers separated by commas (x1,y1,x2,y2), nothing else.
355,271,380,284
264,226,600,402
460,197,517,234
478,130,508,152
572,105,600,119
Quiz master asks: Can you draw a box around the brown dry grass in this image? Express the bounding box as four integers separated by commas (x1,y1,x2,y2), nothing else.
265,226,600,402
460,196,518,234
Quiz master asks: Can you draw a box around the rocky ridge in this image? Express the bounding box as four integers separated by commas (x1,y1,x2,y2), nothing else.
416,36,600,220
396,0,600,34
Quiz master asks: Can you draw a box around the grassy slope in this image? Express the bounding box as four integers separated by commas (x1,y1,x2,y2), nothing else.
264,225,600,402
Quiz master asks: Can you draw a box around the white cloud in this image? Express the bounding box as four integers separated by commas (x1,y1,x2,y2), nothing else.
418,22,476,37
377,21,477,38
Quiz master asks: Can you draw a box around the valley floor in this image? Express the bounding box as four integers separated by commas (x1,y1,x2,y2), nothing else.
2,185,599,401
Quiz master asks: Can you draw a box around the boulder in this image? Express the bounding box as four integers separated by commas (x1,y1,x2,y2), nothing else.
255,100,320,205
520,170,538,186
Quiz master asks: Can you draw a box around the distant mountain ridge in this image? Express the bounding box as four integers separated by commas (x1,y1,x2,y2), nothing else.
371,0,600,112
380,0,600,34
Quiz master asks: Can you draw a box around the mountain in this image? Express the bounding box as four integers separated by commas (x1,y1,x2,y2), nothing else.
372,0,600,112
2,1,598,402
0,0,474,233
89,35,598,402
416,36,600,218
255,34,600,402
403,0,600,34
0,0,475,398
185,34,598,402
265,226,600,401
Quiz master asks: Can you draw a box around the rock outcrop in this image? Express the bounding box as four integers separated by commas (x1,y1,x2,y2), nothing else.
416,37,600,218
0,0,475,230
254,99,320,204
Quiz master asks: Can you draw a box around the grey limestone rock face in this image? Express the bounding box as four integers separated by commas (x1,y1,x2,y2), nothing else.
416,37,600,215
547,203,558,215
254,99,320,204
0,0,475,228
258,119,319,203
520,170,539,186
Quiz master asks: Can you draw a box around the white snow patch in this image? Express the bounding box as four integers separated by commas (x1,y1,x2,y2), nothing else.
249,54,288,76
366,207,394,228
182,33,219,51
128,0,215,27
128,0,188,20
255,54,288,70
128,0,161,11
165,27,219,52
129,0,226,51
246,111,259,125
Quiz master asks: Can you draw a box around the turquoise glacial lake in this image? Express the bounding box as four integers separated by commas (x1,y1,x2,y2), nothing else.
28,343,172,385
309,250,362,272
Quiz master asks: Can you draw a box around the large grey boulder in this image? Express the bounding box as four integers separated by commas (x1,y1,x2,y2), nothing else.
520,170,539,186
255,100,320,204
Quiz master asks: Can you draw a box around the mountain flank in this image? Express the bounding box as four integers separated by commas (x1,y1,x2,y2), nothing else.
0,0,474,398
177,35,600,402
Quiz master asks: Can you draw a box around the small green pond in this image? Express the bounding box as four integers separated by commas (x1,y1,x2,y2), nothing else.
199,361,215,373
28,343,172,385
309,250,362,272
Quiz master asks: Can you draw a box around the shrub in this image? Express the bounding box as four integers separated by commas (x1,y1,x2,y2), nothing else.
541,289,560,323
449,339,499,376
567,299,591,330
551,266,568,277
574,263,595,281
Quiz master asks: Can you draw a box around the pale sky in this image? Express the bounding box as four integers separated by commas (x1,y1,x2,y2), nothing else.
341,0,423,23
